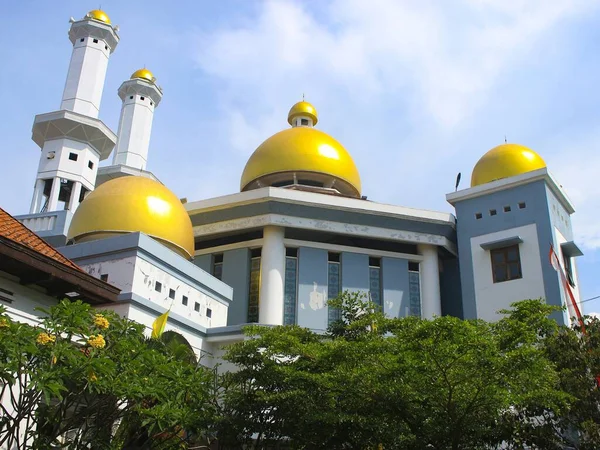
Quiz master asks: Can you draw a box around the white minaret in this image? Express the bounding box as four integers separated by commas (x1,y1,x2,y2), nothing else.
111,69,163,170
28,10,118,215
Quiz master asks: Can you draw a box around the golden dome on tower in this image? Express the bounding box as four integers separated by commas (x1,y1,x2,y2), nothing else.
130,68,155,83
68,177,194,259
471,143,546,187
288,101,318,126
86,9,111,24
240,101,361,197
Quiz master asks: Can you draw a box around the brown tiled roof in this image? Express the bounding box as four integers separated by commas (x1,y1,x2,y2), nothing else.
0,208,82,272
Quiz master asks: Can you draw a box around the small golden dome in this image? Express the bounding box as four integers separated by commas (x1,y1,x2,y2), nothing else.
86,9,111,24
130,68,155,83
471,143,546,187
288,101,318,126
240,126,361,197
68,177,194,259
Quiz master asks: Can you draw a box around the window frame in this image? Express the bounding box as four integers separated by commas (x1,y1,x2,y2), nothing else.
490,244,522,283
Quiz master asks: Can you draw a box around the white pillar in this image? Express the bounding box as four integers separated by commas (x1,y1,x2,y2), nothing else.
47,177,61,212
418,244,442,319
30,179,45,213
258,226,286,325
69,181,82,211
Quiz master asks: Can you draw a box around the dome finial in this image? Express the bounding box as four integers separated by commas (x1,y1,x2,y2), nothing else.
288,99,318,127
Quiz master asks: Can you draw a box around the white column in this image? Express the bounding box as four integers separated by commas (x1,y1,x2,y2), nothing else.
47,177,61,212
418,244,442,319
68,181,82,211
30,179,45,213
258,226,286,325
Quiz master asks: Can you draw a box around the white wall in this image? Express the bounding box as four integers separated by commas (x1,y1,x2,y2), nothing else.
78,255,228,329
471,224,546,322
0,271,57,326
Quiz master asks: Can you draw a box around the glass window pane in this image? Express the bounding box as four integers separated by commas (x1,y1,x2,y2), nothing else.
492,251,505,264
506,247,519,262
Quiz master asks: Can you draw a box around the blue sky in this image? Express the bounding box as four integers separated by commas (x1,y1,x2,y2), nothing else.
1,0,600,314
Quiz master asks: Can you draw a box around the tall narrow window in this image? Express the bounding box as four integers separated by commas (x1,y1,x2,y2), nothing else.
247,248,261,323
408,263,421,317
490,245,522,283
563,253,575,287
284,248,298,325
369,257,382,308
327,252,342,325
212,253,223,281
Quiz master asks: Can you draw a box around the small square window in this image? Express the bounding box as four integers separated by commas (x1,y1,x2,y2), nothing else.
93,38,98,44
504,206,511,212
475,212,483,220
206,308,212,318
100,274,108,282
80,38,84,42
251,248,262,258
154,281,162,292
369,257,381,267
490,245,522,283
150,101,153,106
105,45,108,50
489,209,497,216
328,252,340,262
301,118,309,126
194,302,200,312
68,152,78,161
518,202,526,209
408,262,419,272
286,248,298,257
88,160,94,169
140,96,145,101
182,295,188,306
169,288,175,299
129,95,134,100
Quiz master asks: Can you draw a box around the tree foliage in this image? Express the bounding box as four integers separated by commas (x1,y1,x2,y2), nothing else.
217,293,600,450
0,300,216,449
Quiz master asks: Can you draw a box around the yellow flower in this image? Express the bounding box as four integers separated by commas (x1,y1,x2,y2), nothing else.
89,372,98,382
93,314,110,330
0,318,9,328
87,334,106,349
36,332,56,345
51,355,57,365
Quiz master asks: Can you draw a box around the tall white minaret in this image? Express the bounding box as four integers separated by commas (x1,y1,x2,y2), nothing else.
111,69,163,170
29,10,118,215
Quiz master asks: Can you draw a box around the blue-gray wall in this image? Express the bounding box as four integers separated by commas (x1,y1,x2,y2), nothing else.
297,247,328,330
454,179,563,322
381,257,409,318
440,258,463,318
222,248,251,325
341,252,369,294
193,254,211,273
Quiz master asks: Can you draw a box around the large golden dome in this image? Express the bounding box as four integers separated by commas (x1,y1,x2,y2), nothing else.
86,9,111,24
130,68,155,83
240,102,361,197
68,177,194,259
471,143,546,187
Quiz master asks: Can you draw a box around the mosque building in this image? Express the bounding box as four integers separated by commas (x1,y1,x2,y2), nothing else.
4,9,585,357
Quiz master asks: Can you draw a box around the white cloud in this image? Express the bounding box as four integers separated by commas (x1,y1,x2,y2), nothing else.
194,0,596,128
189,0,600,248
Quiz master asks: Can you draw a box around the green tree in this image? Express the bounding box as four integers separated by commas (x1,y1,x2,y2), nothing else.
217,292,573,449
0,300,216,449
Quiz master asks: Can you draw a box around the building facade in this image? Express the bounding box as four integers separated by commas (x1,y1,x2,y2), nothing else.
4,9,585,355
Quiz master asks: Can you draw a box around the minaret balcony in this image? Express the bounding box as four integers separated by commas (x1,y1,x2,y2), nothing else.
32,110,116,161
